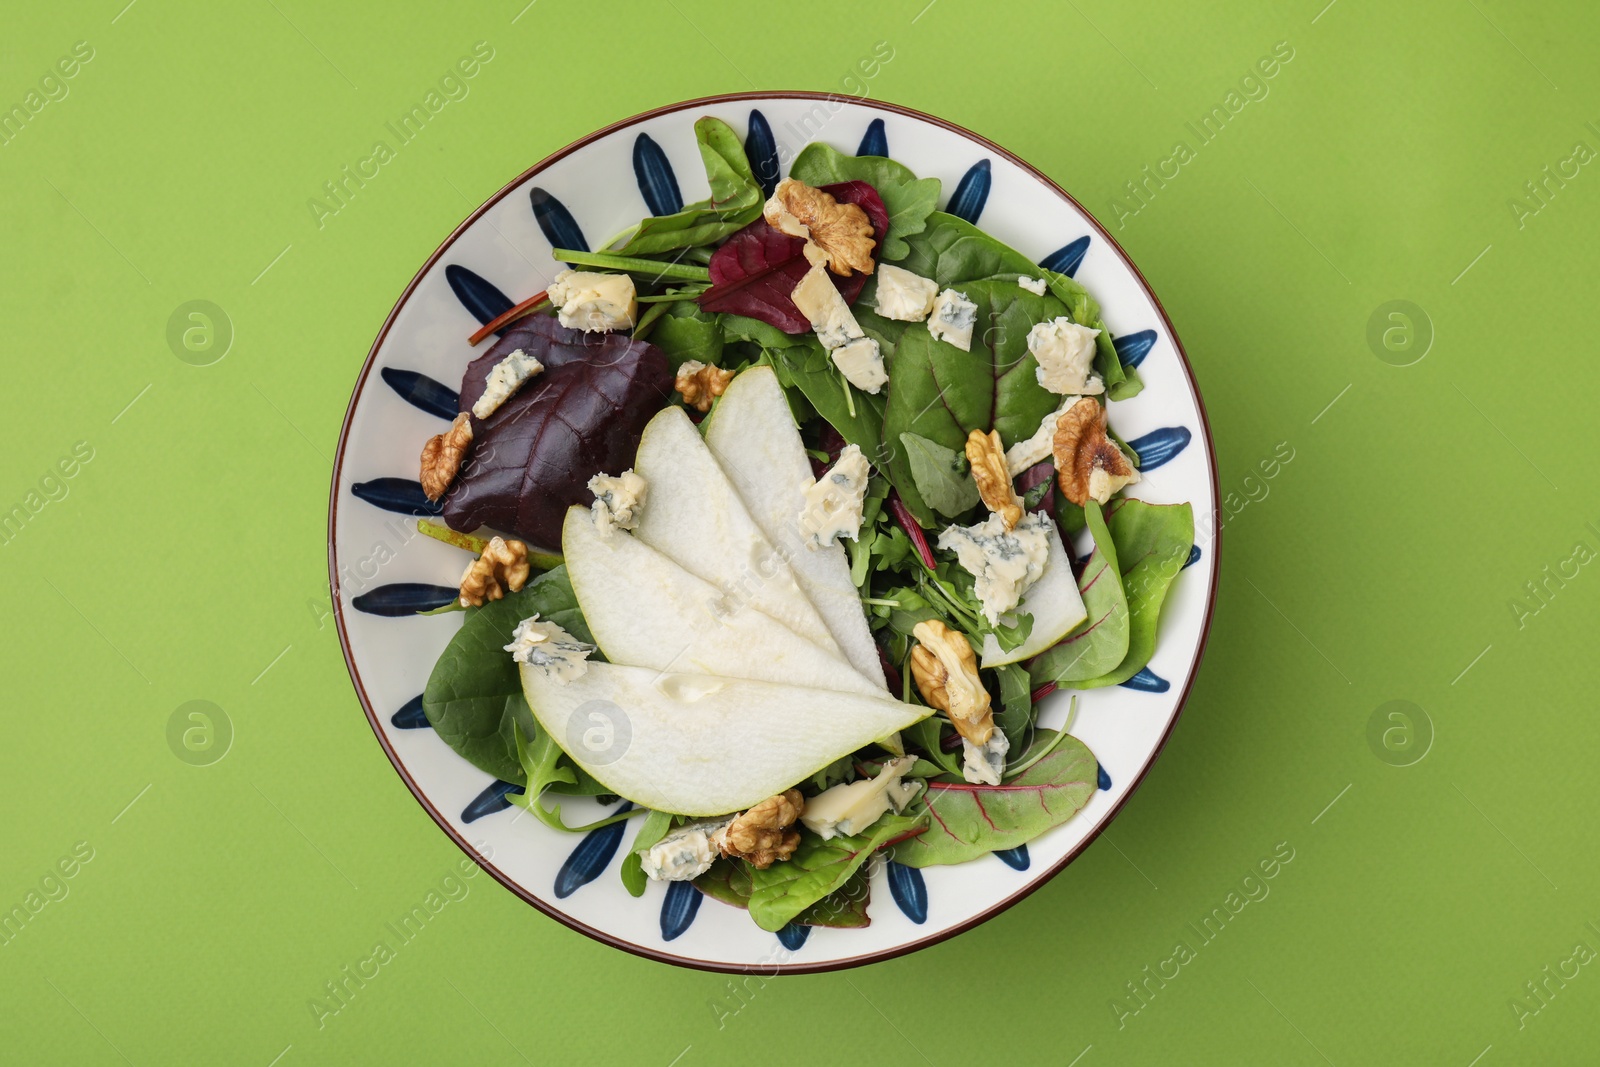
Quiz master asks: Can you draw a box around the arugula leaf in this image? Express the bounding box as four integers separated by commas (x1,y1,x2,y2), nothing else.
1074,500,1193,688
648,302,723,370
620,808,674,898
421,569,593,783
614,118,763,256
508,723,640,834
880,280,1062,525
892,733,1099,867
746,813,924,931
1028,501,1130,685
695,860,873,929
899,432,979,518
788,142,941,262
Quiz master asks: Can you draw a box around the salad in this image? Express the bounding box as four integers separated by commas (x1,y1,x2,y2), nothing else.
409,116,1194,935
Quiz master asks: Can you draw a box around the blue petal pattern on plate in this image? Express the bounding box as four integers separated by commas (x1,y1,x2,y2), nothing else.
994,845,1030,871
887,861,927,924
1041,236,1090,277
381,368,459,420
660,880,702,941
391,694,430,729
632,134,683,216
350,478,442,516
1184,544,1202,570
1128,427,1192,471
947,159,991,224
444,264,513,328
1097,765,1113,791
777,923,811,951
856,118,888,157
1114,329,1158,369
745,110,780,198
554,803,633,899
529,187,589,264
462,779,524,823
352,583,458,617
1120,667,1171,694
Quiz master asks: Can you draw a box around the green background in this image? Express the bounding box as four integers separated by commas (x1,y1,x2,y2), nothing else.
2,0,1594,1062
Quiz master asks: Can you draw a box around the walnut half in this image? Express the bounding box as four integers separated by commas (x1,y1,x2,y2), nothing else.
1052,397,1139,506
675,360,735,413
965,429,1023,529
721,789,804,868
458,536,530,607
420,413,473,502
763,178,876,277
909,619,994,745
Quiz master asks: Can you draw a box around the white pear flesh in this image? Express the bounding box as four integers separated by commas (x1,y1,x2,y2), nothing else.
562,507,884,697
701,368,887,687
631,405,839,654
521,661,932,816
979,518,1088,667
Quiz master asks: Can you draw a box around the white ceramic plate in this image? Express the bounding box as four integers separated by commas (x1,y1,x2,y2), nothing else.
329,92,1219,973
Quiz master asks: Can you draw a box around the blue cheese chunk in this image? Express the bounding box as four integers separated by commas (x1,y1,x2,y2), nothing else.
927,288,977,351
800,757,922,841
800,444,871,549
1029,316,1104,396
1005,396,1082,476
961,731,1010,786
873,264,939,321
547,270,637,332
1017,275,1048,296
830,337,887,394
472,348,545,419
790,264,864,350
504,615,593,684
639,819,733,882
587,469,647,539
937,512,1052,623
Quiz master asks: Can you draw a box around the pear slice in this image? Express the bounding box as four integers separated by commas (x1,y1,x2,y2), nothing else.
521,661,931,816
702,368,886,687
563,507,886,698
979,518,1088,667
631,406,839,654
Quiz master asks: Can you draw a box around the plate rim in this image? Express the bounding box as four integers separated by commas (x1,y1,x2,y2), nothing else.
327,89,1222,974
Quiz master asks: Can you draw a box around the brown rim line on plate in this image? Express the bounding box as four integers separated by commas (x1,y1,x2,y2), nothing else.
328,91,1222,974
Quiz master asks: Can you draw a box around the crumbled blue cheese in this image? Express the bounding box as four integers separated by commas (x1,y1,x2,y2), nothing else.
547,270,637,332
504,615,593,684
937,512,1052,623
830,336,887,394
873,264,939,321
800,444,871,549
1017,275,1048,296
800,756,922,840
639,818,732,881
588,469,647,539
927,288,977,351
471,348,545,419
1029,317,1104,395
1005,396,1082,476
790,264,864,350
962,731,1010,786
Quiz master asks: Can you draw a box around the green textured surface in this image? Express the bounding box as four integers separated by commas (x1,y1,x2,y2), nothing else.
3,1,1596,1063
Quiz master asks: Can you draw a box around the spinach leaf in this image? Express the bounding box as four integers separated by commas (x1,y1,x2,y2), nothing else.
1074,500,1193,688
648,302,723,370
620,808,674,898
899,432,979,518
902,715,963,778
696,860,873,929
892,733,1099,867
788,142,941,262
1040,268,1142,401
763,336,886,459
614,118,763,256
421,569,592,783
994,662,1035,754
746,813,924,931
880,279,1061,525
1028,501,1130,685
